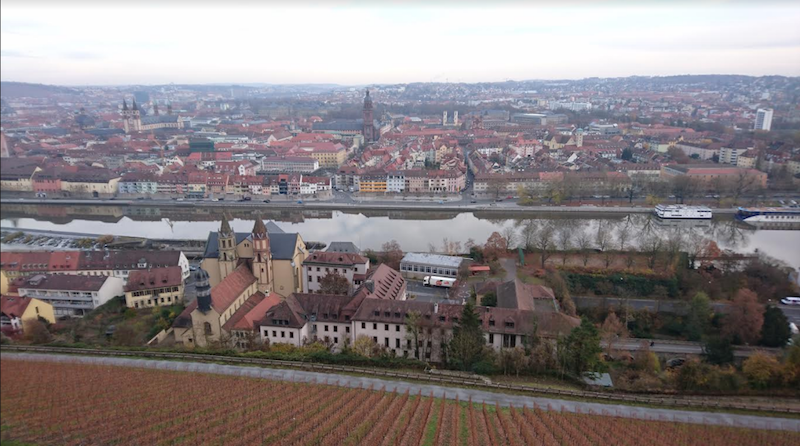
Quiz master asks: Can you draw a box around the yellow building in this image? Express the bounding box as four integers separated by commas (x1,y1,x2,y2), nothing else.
60,172,120,197
124,266,185,309
0,166,41,192
310,149,346,168
1,295,56,332
359,174,387,193
170,265,259,347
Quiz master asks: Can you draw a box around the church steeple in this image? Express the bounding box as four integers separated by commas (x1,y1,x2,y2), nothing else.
122,99,128,111
251,215,272,292
220,214,233,236
218,214,237,281
362,88,375,143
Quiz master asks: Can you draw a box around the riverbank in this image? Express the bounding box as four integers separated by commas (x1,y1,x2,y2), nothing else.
0,197,740,215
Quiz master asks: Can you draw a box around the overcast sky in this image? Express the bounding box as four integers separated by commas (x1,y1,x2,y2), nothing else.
2,1,799,86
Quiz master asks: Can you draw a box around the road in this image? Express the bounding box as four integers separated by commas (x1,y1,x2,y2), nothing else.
1,196,742,215
4,352,797,431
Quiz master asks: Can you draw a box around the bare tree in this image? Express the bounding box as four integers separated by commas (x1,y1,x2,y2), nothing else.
685,229,707,269
575,229,593,267
428,243,437,253
319,272,351,295
595,221,613,252
664,228,685,263
616,219,632,251
380,240,404,270
601,312,628,356
520,219,538,251
556,223,574,266
487,176,510,200
534,222,556,268
640,232,663,269
502,226,518,250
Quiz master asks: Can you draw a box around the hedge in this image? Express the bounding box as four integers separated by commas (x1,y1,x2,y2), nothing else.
562,271,679,298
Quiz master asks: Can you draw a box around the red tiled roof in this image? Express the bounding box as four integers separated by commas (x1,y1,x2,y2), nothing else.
0,295,33,318
302,252,368,267
125,266,183,292
223,291,282,331
210,264,257,313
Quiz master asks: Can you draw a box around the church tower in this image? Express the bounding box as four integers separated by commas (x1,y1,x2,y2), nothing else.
218,214,238,281
362,89,375,143
251,215,273,293
121,98,142,133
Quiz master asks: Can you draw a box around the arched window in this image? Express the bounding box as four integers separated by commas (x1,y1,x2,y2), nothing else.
203,322,212,335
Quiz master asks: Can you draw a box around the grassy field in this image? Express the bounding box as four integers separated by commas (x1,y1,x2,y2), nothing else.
2,359,797,445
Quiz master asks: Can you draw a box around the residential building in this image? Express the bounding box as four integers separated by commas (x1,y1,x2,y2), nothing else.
359,172,387,193
14,274,124,317
399,253,464,280
261,156,320,173
754,108,773,131
302,252,370,294
124,266,185,309
660,165,768,190
719,146,748,165
1,295,56,334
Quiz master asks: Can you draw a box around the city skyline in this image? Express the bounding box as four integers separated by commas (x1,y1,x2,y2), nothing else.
2,1,799,86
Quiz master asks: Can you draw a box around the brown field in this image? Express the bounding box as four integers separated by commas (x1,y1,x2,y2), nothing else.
1,359,798,445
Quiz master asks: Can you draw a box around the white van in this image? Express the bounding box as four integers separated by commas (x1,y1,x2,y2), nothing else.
781,297,800,305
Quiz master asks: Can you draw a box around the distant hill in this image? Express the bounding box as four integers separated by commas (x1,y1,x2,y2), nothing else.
0,82,78,99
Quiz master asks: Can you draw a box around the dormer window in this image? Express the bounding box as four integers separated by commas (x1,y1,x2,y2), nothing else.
489,320,495,327
505,322,514,328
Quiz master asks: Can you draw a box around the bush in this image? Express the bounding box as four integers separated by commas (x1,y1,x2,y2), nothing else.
481,292,497,307
471,359,498,375
742,353,782,389
562,271,678,298
23,319,52,344
674,359,742,393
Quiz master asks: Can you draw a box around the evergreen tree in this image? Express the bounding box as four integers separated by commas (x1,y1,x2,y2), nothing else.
449,302,486,371
558,317,604,376
685,292,712,341
760,306,791,347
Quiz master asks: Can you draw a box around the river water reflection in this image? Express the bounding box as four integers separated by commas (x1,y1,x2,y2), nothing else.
1,204,798,268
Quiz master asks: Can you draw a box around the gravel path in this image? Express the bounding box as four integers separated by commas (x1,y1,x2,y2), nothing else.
3,352,799,431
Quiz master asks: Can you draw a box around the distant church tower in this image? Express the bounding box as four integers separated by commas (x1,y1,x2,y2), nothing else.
218,214,238,281
121,98,141,133
362,89,375,142
251,215,273,293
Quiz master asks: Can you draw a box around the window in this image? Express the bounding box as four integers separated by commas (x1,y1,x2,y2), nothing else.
361,322,366,329
281,331,285,338
489,319,495,327
333,326,338,332
373,323,377,330
373,337,378,343
334,337,338,344
203,322,212,335
272,330,277,337
413,265,418,272
324,325,329,332
426,267,431,273
290,332,294,339
385,338,389,347
505,322,515,328
395,339,400,348
488,333,494,344
395,325,400,332
384,324,389,331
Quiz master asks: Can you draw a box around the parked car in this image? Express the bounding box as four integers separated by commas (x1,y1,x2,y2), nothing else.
263,199,271,203
470,199,477,203
781,297,800,305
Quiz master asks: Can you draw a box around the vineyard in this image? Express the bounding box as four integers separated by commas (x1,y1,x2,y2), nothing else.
1,359,798,445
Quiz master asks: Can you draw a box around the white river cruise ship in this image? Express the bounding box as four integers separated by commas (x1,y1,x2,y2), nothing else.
654,204,713,219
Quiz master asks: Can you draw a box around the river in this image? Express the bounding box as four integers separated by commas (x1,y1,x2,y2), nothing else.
1,204,798,268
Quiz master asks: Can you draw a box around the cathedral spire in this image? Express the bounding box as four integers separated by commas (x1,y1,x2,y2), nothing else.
220,214,232,236
122,99,128,111
132,99,139,111
252,214,268,239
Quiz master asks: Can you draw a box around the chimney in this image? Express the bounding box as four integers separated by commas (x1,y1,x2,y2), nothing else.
434,303,439,314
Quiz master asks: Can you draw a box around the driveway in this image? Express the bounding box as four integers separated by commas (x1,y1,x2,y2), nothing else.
3,352,797,431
